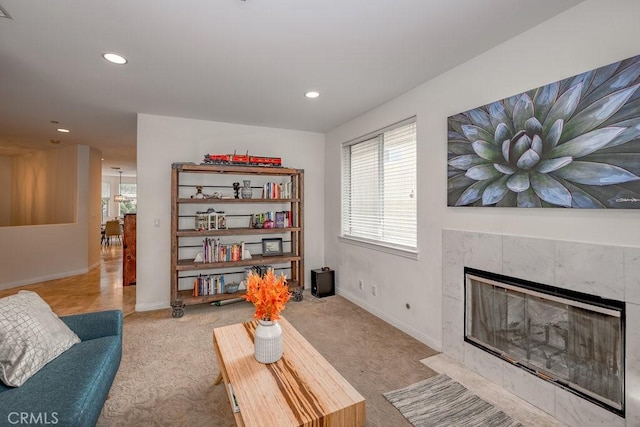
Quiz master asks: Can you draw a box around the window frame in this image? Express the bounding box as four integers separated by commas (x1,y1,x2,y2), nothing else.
118,182,137,215
101,182,111,223
340,117,418,259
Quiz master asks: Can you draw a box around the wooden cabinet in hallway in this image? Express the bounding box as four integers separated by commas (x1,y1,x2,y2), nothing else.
123,213,136,286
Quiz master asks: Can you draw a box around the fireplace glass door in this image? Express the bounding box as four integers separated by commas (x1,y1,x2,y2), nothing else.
464,270,624,414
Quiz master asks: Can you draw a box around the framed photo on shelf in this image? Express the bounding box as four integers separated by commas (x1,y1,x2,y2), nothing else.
262,238,283,256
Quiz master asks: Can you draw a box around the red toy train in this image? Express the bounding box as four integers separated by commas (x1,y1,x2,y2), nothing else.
202,152,282,167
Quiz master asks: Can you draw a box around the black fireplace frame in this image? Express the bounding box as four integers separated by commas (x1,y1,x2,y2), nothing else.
463,267,626,417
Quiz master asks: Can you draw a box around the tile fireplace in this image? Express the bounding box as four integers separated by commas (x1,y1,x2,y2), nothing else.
442,230,640,426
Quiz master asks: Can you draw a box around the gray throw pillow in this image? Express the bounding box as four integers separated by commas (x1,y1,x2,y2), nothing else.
0,291,80,387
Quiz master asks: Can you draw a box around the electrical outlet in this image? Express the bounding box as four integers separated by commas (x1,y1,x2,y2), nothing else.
372,285,377,296
358,280,363,290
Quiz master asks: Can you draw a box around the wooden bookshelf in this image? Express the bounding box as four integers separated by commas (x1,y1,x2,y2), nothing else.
170,163,304,317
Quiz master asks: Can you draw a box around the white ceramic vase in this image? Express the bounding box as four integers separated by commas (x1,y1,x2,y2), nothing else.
241,180,252,199
254,319,283,363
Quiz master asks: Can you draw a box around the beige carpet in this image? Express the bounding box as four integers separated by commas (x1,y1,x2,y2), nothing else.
98,292,438,426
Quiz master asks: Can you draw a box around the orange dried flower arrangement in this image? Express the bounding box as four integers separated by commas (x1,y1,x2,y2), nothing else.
243,269,291,321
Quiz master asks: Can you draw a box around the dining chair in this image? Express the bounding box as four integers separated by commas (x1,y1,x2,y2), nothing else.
104,220,122,245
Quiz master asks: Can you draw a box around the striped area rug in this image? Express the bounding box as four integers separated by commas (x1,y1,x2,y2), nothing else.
384,374,523,427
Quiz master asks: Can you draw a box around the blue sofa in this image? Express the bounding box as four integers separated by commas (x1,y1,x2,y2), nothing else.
0,310,123,427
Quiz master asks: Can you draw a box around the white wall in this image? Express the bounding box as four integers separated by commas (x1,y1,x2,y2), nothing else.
325,0,640,349
10,146,77,226
88,148,103,269
136,114,325,311
0,145,100,289
0,157,11,226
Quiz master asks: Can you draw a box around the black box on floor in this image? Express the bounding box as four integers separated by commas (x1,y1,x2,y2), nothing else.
311,268,335,298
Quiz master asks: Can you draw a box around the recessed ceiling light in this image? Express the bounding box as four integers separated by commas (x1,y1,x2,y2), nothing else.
57,128,70,133
305,91,320,99
50,120,59,124
102,52,128,65
50,140,61,145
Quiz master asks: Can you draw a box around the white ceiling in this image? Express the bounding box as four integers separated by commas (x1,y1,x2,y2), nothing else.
0,0,583,176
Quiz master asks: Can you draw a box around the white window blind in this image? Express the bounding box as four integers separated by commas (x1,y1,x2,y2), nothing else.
341,119,417,252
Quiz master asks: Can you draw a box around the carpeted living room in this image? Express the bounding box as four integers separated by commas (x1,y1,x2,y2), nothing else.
1,1,639,426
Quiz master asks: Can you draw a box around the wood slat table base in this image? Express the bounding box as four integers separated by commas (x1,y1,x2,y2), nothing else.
213,317,365,426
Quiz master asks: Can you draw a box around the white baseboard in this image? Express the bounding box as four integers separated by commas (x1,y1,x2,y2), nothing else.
135,301,171,312
0,268,90,291
337,288,442,352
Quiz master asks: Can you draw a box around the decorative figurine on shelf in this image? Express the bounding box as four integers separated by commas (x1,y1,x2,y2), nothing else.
233,182,240,199
191,186,211,199
195,213,208,231
195,208,227,230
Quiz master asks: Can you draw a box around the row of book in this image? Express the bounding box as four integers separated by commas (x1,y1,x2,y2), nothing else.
202,238,245,263
262,181,293,199
245,265,275,278
252,211,293,228
193,274,227,296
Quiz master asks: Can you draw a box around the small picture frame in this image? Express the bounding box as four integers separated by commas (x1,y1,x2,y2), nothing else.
262,238,283,256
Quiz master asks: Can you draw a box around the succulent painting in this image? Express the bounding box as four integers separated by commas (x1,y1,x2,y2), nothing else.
448,55,640,208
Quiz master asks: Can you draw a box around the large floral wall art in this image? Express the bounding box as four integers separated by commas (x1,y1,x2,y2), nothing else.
447,54,640,208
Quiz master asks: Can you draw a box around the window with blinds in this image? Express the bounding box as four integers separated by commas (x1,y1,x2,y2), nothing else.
341,119,417,253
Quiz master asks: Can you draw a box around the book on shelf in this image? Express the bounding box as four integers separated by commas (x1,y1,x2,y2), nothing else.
202,238,244,263
279,181,292,199
262,181,292,199
252,210,292,228
275,211,285,228
193,274,226,296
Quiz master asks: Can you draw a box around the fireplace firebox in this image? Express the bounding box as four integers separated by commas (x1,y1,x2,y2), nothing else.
464,267,625,416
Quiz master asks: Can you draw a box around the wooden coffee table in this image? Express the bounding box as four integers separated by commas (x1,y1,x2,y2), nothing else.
213,317,366,426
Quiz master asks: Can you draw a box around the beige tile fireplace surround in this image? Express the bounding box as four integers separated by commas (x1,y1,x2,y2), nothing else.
442,230,640,427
